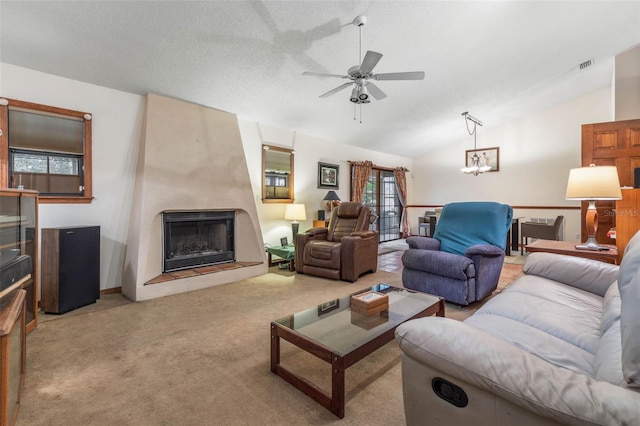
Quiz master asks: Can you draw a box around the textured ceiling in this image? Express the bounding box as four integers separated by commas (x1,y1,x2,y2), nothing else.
1,1,639,157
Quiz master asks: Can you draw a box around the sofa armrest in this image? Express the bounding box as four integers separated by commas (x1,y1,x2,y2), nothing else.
406,236,440,251
349,230,377,239
395,317,640,425
464,244,504,257
524,252,618,296
303,227,329,238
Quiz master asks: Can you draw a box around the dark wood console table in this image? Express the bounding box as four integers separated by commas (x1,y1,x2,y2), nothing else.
525,239,619,264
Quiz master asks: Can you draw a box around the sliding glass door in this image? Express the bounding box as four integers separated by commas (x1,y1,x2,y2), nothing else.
360,169,401,242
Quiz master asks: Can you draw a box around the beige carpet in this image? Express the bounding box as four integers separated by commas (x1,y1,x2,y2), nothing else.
18,267,516,426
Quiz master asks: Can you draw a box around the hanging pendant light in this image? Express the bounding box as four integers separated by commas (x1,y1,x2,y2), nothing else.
460,111,491,176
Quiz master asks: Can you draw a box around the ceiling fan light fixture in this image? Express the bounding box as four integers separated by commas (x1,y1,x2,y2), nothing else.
350,87,359,103
301,15,425,111
358,85,369,100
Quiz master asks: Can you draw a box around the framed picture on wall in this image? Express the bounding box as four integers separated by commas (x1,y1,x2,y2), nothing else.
465,146,500,172
318,162,339,189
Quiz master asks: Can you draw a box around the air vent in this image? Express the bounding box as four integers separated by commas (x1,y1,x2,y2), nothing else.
579,59,594,70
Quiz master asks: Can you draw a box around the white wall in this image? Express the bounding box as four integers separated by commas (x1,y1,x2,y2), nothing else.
1,63,144,291
615,44,640,121
408,86,615,242
238,121,413,247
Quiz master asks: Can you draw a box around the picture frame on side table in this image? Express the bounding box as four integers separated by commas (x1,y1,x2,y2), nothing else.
465,146,500,172
280,237,288,247
318,162,339,189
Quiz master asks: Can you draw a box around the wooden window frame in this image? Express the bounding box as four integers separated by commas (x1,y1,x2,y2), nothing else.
0,98,93,204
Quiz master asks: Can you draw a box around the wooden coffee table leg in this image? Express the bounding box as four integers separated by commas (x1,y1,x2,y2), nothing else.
331,353,346,419
270,323,280,373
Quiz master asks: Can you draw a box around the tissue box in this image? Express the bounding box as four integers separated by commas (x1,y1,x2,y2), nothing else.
350,291,389,316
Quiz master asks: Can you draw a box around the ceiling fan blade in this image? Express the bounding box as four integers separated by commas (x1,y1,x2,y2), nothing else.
366,83,387,100
319,82,353,98
359,51,383,74
374,71,425,81
303,71,347,78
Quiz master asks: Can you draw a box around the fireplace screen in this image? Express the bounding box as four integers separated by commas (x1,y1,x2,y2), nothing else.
162,211,235,272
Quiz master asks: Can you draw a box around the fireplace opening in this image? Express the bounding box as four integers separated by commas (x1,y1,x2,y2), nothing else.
163,211,235,272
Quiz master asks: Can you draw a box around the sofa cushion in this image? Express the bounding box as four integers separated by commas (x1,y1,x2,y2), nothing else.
464,275,606,376
601,282,621,335
433,202,513,256
490,276,603,353
594,319,626,387
617,230,640,388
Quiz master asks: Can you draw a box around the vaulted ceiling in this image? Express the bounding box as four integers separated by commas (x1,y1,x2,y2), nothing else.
1,1,639,157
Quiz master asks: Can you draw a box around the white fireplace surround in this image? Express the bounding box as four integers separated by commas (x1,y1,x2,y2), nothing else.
122,93,266,301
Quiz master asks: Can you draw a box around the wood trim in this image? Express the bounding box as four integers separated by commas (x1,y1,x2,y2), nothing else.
38,196,94,204
0,102,8,188
407,205,580,210
100,287,122,295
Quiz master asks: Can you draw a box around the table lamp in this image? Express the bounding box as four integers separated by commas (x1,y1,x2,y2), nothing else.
323,191,341,216
284,204,306,238
565,164,622,250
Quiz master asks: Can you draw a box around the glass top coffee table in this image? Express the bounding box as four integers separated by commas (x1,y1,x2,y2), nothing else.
270,283,444,418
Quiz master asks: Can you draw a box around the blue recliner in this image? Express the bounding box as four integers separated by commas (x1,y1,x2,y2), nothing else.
401,202,513,305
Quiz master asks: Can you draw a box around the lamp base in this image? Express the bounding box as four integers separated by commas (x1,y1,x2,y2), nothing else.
291,222,300,237
575,236,610,251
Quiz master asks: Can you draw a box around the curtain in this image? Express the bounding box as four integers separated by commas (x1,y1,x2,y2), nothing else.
394,167,409,238
350,160,373,203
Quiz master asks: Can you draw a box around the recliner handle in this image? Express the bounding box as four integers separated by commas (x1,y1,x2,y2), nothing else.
432,377,468,408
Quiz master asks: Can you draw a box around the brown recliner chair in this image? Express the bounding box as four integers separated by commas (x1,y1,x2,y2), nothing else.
295,202,378,282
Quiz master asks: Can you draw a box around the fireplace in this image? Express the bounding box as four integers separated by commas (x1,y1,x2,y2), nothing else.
163,211,235,272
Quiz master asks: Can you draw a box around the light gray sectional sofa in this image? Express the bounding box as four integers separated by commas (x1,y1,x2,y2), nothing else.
395,231,640,425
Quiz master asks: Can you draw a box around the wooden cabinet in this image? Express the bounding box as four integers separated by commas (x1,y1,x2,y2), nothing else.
0,290,26,426
582,118,640,246
615,188,640,261
0,188,38,333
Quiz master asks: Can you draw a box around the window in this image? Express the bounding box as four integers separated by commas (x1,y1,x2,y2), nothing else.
0,98,93,203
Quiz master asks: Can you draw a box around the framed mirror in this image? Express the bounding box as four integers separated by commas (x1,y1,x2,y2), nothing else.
262,144,294,203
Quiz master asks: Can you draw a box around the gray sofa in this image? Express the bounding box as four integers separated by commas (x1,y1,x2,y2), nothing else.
395,231,640,425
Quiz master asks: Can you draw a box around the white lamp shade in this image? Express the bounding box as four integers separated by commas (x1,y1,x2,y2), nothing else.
565,165,622,200
284,204,306,221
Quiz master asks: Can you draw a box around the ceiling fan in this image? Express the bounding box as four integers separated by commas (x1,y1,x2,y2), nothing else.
302,15,425,105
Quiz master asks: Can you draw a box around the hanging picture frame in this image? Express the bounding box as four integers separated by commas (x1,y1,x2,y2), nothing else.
465,147,500,172
317,162,339,189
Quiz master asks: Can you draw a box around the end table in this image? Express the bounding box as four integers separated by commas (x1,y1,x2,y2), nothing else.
266,244,296,271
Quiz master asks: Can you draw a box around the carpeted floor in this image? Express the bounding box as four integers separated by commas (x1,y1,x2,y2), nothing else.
19,259,522,426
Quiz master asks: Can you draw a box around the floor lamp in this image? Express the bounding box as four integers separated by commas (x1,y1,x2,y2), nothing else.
284,204,307,239
565,164,622,250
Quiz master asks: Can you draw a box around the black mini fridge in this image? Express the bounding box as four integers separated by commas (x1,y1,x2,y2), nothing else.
41,226,100,314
